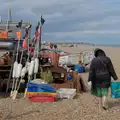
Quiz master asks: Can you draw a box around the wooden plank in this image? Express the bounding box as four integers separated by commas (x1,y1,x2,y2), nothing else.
0,65,11,67
0,70,10,72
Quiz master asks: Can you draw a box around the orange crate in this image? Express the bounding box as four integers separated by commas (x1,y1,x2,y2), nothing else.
27,92,57,97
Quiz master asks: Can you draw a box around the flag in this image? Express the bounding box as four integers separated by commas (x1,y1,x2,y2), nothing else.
22,28,29,49
32,16,45,44
16,20,23,28
0,30,8,39
22,39,27,49
23,28,29,39
33,22,40,44
41,15,45,25
16,31,21,40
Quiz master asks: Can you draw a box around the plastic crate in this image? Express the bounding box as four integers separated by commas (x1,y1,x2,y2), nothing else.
57,88,76,99
27,82,56,93
28,96,56,102
27,92,57,97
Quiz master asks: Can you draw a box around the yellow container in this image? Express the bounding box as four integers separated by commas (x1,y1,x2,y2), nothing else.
27,92,57,97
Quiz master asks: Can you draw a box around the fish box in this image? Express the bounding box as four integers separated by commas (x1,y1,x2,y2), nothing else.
27,82,56,93
57,88,76,99
27,92,57,97
28,96,56,102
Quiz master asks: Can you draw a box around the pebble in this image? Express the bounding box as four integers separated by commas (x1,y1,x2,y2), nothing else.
0,92,120,120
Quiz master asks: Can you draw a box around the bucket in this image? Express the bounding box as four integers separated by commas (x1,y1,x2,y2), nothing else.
111,82,120,98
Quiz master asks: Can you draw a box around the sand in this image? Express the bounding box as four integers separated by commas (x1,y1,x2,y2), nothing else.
0,45,120,120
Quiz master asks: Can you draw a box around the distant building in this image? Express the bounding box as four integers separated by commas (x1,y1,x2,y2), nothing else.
0,21,32,39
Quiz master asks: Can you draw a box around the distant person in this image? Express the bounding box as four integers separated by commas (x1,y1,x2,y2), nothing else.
48,42,53,49
88,48,118,110
54,44,58,50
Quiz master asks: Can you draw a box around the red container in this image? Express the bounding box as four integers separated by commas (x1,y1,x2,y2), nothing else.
28,96,56,102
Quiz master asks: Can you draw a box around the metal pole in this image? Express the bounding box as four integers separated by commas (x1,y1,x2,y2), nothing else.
39,22,42,52
37,20,42,58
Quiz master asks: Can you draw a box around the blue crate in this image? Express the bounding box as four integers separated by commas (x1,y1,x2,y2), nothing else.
111,82,120,98
27,82,56,93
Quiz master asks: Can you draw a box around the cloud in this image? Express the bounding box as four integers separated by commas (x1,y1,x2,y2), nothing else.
0,0,120,44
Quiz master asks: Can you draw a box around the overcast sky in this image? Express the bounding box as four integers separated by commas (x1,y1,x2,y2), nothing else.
0,0,120,44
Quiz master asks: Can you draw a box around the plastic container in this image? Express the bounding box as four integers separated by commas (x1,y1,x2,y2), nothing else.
57,88,76,99
111,82,120,98
27,82,56,93
27,92,57,97
82,51,94,65
88,81,92,91
59,54,80,65
28,96,56,102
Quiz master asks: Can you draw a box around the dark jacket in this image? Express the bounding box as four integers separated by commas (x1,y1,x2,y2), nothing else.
88,48,118,88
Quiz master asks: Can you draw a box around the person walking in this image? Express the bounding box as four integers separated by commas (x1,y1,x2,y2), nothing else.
88,48,118,110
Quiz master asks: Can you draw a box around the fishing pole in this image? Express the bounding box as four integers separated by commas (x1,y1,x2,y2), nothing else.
14,25,31,99
12,49,23,100
24,25,37,97
10,20,22,98
33,22,41,80
24,16,45,97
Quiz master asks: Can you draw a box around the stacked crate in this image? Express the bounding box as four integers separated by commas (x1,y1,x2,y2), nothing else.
27,82,57,102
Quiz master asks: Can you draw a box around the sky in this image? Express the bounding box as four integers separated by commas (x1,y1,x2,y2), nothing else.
0,0,120,45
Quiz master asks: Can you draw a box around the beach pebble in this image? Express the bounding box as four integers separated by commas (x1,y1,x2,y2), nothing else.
0,92,120,120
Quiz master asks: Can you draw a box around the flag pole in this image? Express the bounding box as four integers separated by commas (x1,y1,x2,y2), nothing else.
39,15,42,51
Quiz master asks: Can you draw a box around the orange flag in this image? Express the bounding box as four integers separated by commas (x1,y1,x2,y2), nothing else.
22,39,27,49
16,31,21,40
0,30,8,39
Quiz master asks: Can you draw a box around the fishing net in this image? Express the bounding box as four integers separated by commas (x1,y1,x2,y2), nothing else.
41,70,54,83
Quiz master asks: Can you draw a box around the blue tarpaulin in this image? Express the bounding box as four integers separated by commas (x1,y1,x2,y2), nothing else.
74,64,85,73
